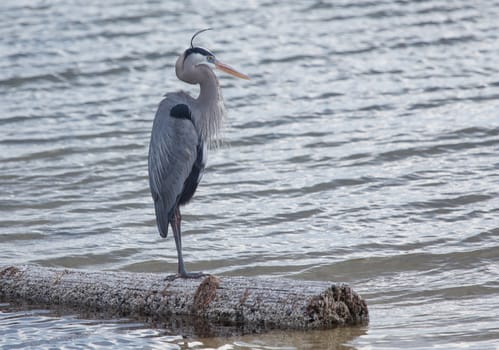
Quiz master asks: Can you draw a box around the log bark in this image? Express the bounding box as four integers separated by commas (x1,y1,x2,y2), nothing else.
0,265,368,336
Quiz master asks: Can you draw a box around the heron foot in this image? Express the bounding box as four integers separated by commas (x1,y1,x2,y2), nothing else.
164,272,207,281
182,271,207,279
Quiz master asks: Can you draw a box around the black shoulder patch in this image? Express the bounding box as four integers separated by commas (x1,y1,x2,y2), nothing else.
170,104,191,121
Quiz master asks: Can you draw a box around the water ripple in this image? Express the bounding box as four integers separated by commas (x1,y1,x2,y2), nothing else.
1,0,499,349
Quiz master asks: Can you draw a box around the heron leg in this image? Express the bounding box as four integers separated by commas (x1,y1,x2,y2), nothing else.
170,206,204,279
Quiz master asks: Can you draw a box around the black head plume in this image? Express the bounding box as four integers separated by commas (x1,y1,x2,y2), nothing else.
190,28,213,48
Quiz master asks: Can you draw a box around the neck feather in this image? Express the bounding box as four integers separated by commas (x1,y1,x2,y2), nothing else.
192,67,226,146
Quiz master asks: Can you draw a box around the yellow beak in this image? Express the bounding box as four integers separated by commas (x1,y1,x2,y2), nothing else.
215,60,250,80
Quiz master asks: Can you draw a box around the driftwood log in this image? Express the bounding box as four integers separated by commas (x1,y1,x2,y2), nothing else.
0,265,368,336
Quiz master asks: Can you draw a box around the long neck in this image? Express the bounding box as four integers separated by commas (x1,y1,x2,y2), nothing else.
193,67,226,146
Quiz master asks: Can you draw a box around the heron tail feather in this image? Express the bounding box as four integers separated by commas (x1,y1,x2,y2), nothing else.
154,199,169,238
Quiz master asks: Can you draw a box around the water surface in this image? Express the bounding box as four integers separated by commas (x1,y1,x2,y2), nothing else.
1,0,499,349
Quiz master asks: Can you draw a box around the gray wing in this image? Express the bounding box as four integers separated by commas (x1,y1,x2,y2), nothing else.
148,94,199,238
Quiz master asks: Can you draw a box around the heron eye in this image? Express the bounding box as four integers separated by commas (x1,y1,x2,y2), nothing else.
207,55,215,63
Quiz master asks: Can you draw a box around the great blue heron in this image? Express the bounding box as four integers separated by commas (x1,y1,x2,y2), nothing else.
148,29,249,278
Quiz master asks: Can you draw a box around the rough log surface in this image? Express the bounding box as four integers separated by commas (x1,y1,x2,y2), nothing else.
0,265,368,335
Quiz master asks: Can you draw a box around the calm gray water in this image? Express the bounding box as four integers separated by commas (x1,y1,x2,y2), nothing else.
1,0,499,348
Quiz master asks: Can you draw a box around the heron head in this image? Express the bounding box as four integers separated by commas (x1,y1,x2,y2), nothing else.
176,29,250,84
